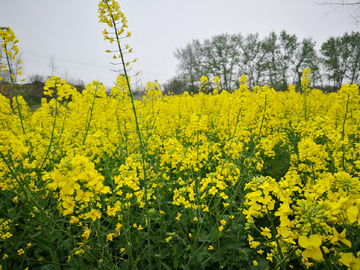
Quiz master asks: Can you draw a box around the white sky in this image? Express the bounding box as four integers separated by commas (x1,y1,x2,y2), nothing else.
1,0,358,89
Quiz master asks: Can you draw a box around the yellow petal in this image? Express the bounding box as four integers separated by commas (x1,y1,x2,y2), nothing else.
299,235,310,248
303,247,323,260
341,238,352,248
347,206,358,224
339,253,353,267
308,234,322,247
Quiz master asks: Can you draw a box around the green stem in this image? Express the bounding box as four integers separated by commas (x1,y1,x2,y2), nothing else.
273,247,298,270
320,246,334,270
94,220,116,269
215,200,222,269
105,2,152,267
266,209,285,267
40,90,58,170
3,41,26,135
82,87,97,146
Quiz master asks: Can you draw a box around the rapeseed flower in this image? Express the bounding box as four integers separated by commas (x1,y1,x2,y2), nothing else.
84,209,102,222
298,234,323,260
339,253,360,269
82,228,91,240
331,228,351,247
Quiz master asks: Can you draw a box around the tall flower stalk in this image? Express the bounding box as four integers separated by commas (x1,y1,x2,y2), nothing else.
0,27,26,133
98,1,152,267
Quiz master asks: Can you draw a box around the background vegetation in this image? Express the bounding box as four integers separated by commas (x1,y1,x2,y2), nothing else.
168,31,360,94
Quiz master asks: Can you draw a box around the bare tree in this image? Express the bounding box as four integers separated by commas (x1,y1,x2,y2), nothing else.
48,54,58,76
315,0,360,26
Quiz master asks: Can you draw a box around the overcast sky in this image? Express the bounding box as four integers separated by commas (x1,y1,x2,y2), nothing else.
1,0,358,89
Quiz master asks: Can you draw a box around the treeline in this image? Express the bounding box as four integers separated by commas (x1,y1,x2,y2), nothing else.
165,31,360,94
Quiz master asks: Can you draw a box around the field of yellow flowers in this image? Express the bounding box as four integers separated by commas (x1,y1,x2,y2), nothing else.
2,1,360,270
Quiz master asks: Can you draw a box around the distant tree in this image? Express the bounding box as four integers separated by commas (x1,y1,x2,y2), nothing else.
321,36,346,88
174,39,202,90
201,33,243,90
345,31,360,84
28,74,45,84
163,76,187,95
262,31,280,87
277,30,299,89
309,54,325,88
239,33,267,88
320,32,360,88
48,55,58,76
292,37,318,87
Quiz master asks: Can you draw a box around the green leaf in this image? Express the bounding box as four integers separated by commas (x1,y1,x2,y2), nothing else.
33,235,55,251
161,262,172,270
173,259,179,269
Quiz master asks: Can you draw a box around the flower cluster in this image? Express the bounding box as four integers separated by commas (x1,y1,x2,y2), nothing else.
0,27,24,83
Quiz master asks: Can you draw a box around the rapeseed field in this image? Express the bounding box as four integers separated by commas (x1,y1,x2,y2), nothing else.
1,1,360,269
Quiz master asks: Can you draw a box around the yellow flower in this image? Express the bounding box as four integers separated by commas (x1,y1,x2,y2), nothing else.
260,227,272,238
115,223,123,234
208,186,217,195
166,236,172,242
339,253,360,269
84,209,101,222
266,253,273,262
193,217,198,221
75,190,92,203
106,233,116,242
120,248,125,253
107,205,117,217
175,212,181,221
82,228,91,239
138,225,144,230
69,216,79,224
331,228,352,247
253,260,258,266
218,226,224,232
220,219,226,226
250,241,261,249
27,243,32,248
208,245,214,250
75,249,85,255
17,248,25,255
298,234,323,260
